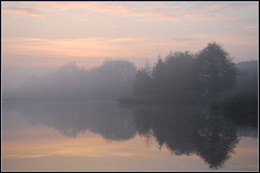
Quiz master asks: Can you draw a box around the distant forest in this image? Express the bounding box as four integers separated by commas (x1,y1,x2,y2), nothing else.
3,42,258,108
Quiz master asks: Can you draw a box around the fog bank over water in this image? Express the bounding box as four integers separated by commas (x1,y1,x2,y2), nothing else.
2,65,55,90
3,60,137,100
2,2,258,171
2,59,258,101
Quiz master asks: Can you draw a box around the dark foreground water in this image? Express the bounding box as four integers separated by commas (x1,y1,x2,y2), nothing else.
2,100,258,171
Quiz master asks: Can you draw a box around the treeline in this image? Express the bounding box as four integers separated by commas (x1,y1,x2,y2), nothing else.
124,42,257,105
3,60,136,100
3,42,258,104
210,60,258,113
234,60,258,95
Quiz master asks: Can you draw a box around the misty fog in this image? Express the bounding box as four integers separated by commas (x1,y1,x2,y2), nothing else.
2,42,258,171
2,43,258,108
2,1,258,171
3,60,136,100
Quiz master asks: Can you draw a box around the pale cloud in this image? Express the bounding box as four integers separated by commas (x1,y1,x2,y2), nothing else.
2,6,44,18
1,2,179,22
3,33,257,63
182,12,233,21
1,36,191,69
2,1,258,68
49,2,179,21
3,2,258,23
3,36,150,58
2,2,255,23
38,2,252,22
172,37,199,42
169,2,255,21
106,24,118,29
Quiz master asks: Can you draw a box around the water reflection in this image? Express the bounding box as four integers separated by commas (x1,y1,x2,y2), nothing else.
3,101,257,169
133,105,241,169
4,101,136,140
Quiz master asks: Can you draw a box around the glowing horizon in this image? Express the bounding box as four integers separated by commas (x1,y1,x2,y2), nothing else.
2,1,258,69
1,1,258,89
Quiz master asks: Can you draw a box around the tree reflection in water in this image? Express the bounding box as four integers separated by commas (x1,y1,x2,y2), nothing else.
5,101,137,140
133,105,240,169
4,101,257,169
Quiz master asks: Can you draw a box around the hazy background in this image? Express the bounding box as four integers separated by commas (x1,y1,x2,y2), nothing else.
1,1,258,90
1,2,258,171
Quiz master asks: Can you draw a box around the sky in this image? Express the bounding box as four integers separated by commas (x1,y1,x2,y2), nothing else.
1,1,259,88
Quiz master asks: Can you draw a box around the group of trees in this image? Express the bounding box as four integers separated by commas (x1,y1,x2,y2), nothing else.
209,59,258,113
133,43,240,103
3,42,257,103
5,60,136,100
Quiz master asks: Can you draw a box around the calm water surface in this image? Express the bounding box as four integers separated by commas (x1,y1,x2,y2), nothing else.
2,101,258,171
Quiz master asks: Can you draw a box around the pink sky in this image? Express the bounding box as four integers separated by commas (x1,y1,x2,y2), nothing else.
2,2,258,67
1,2,258,88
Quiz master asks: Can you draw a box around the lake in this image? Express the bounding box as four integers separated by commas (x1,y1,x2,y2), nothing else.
2,100,258,171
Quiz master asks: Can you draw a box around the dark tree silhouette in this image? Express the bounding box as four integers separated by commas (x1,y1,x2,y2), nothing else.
152,56,166,96
134,68,152,96
132,43,238,103
196,42,237,98
159,51,197,101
